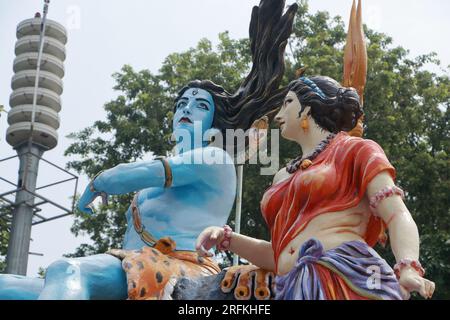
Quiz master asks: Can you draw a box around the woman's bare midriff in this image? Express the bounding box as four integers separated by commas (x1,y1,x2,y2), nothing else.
276,199,372,275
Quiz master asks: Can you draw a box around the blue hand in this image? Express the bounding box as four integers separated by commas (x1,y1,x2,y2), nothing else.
78,182,108,215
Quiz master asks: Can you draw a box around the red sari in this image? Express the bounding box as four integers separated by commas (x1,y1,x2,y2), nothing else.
261,131,396,272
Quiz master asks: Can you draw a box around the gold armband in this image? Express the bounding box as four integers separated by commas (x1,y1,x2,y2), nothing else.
154,156,173,188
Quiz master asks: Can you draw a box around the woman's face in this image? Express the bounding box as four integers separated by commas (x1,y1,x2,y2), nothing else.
275,91,306,141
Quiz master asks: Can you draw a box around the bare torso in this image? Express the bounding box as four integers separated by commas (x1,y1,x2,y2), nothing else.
272,168,372,275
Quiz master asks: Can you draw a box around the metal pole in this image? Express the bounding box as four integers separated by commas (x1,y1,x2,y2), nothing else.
233,165,243,266
6,145,43,275
6,0,50,275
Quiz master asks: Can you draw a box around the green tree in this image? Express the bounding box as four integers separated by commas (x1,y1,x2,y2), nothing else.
0,201,11,273
65,1,449,298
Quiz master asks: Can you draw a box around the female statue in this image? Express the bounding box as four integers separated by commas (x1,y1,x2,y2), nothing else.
196,75,436,300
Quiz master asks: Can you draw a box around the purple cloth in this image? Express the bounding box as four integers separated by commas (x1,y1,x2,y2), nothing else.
275,238,402,300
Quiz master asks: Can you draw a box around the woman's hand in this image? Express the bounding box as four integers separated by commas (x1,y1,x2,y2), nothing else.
398,267,435,299
195,226,225,257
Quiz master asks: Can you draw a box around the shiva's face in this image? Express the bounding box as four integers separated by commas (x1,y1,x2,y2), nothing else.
172,88,215,145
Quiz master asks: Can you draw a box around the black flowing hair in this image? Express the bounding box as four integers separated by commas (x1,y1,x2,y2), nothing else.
287,76,363,133
175,0,298,139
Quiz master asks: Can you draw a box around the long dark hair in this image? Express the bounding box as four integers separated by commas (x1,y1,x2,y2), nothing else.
175,0,298,136
288,76,363,133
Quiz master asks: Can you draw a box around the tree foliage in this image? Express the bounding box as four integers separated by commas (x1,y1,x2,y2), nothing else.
0,201,12,273
63,1,449,298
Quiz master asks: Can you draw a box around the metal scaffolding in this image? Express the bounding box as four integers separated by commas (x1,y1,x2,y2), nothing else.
1,0,77,275
0,147,78,275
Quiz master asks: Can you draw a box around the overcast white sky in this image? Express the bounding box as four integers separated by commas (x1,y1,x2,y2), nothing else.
0,0,449,277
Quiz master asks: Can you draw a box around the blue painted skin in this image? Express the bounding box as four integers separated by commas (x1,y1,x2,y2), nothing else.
0,88,237,300
0,275,44,300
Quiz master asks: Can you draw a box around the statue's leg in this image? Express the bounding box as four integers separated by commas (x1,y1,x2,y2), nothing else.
0,274,44,300
38,254,127,300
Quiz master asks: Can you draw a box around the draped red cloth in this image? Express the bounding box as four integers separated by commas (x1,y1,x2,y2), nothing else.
260,132,395,271
315,264,370,300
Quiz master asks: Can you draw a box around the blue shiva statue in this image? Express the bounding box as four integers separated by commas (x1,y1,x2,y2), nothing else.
0,0,297,300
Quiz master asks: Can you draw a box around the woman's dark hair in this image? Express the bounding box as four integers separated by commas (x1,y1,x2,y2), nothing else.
175,0,298,136
287,76,363,133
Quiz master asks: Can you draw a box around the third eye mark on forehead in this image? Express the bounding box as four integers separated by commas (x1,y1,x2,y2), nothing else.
180,97,211,104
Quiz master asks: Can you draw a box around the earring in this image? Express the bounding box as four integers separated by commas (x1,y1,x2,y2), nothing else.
301,116,309,133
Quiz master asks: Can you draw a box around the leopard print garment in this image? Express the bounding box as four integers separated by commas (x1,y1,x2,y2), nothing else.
108,237,220,300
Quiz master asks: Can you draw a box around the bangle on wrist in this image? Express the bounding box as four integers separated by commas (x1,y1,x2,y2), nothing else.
89,170,108,205
394,259,425,279
89,170,105,193
217,225,233,251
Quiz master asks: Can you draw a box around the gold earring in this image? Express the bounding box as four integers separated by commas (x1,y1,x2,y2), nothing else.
301,116,309,133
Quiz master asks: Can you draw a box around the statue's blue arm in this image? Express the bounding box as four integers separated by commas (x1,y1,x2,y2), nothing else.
78,147,233,213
